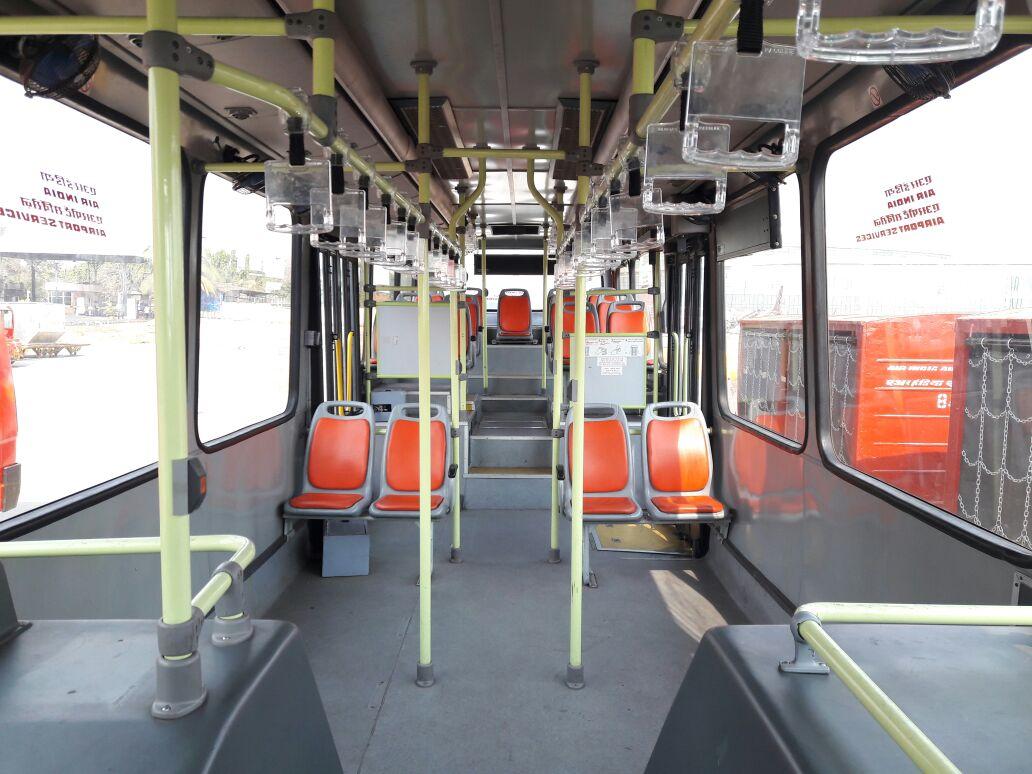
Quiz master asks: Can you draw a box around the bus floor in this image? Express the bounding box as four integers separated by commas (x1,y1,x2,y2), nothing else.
268,509,746,773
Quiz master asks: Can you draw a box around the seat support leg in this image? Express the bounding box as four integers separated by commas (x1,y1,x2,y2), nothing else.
583,525,597,588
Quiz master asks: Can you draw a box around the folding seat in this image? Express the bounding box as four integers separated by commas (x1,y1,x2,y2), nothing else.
561,404,641,524
284,402,375,518
493,288,534,343
369,404,453,519
641,402,727,523
561,404,642,586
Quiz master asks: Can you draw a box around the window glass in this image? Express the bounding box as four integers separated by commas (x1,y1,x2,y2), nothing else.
722,175,805,443
824,50,1032,547
197,175,293,443
0,77,153,517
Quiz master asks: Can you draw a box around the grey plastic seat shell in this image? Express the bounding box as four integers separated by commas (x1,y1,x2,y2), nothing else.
283,401,375,519
547,301,601,365
560,403,643,524
640,401,726,524
368,403,452,520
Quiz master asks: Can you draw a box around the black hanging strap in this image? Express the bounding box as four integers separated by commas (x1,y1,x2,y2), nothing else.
628,163,642,198
287,117,306,166
330,155,345,195
737,0,764,55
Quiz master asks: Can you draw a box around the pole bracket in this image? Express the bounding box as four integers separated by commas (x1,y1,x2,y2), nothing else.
779,610,831,675
630,10,685,42
363,299,376,309
142,31,214,81
405,158,434,174
211,561,254,647
285,9,338,39
551,428,565,439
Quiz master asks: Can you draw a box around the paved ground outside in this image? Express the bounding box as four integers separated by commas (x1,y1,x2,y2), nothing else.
8,301,290,519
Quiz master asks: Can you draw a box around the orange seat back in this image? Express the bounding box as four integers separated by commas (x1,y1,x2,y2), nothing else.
567,419,630,493
608,306,647,334
646,418,709,493
560,304,598,360
468,299,480,338
308,417,371,490
385,418,447,492
498,290,531,333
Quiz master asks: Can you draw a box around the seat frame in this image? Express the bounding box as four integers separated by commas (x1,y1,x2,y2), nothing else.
284,401,375,519
368,403,452,520
641,401,726,524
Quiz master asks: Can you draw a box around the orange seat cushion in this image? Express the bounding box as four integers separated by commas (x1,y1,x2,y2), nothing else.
289,492,363,510
583,496,639,515
308,417,370,490
374,494,444,512
385,419,446,491
646,418,710,492
651,495,724,514
498,292,531,333
567,419,630,492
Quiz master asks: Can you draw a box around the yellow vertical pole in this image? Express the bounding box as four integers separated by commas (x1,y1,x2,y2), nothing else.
459,234,469,409
549,281,564,564
312,0,335,96
567,58,594,690
480,225,489,390
346,331,354,401
148,0,192,634
449,280,462,563
414,59,435,687
540,226,549,391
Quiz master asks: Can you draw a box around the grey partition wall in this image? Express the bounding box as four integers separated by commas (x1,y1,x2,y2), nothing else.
376,304,454,378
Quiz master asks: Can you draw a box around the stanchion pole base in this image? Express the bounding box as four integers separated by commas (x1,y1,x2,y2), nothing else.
450,547,463,564
565,663,584,690
416,662,435,688
547,548,561,564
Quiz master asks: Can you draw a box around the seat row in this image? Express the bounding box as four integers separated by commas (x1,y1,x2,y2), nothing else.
284,402,455,521
558,401,726,525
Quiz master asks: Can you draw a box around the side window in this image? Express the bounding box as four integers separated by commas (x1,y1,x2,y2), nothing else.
823,50,1032,548
197,175,293,444
0,77,153,517
721,175,805,443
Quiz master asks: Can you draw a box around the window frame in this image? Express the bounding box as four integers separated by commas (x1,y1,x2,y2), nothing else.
192,172,302,454
714,178,808,454
810,40,1032,567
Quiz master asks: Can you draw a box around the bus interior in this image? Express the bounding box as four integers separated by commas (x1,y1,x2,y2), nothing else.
0,1,1030,772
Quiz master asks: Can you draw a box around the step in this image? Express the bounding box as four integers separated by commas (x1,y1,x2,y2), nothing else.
479,394,547,414
468,435,553,468
483,343,546,375
462,474,551,509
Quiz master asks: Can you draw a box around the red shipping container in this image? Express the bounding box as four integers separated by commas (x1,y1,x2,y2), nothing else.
945,310,1032,547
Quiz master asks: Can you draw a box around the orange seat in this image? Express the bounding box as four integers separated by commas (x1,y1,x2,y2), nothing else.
289,492,363,510
369,404,452,519
607,303,647,334
641,402,726,523
563,405,641,523
373,494,444,511
496,289,533,340
650,495,724,514
284,401,375,519
558,302,599,362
